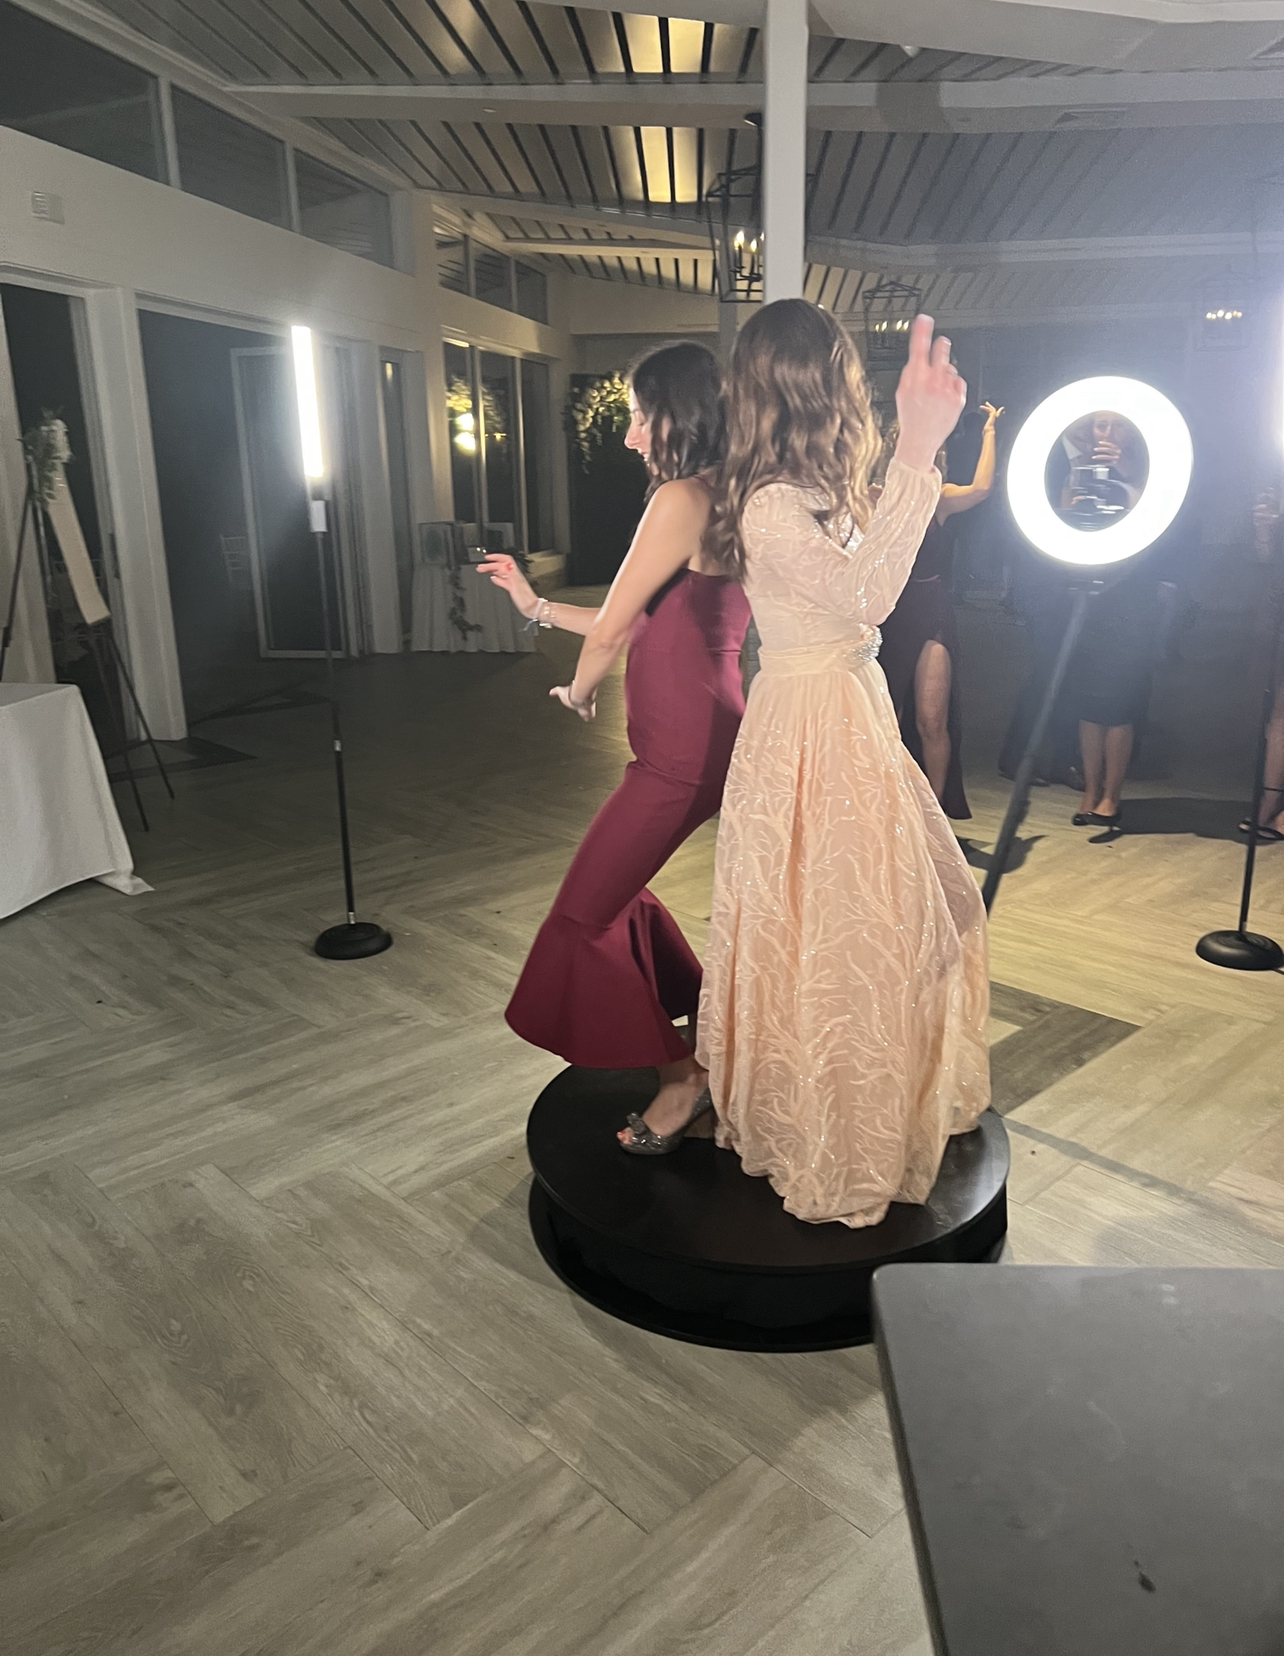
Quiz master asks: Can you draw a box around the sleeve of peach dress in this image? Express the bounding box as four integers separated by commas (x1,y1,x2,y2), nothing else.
747,458,940,624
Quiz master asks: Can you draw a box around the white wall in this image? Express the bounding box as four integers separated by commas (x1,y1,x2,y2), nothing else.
0,123,443,736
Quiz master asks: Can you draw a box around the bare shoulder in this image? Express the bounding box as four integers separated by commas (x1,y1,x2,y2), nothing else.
649,475,714,522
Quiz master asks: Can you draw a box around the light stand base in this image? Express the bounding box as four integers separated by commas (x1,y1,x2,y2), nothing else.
315,921,393,960
1195,929,1284,971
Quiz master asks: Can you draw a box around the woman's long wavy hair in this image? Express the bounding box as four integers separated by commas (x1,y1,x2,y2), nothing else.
705,299,881,580
629,340,726,495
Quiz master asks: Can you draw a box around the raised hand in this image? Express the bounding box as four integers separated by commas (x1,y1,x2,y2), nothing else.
893,314,967,472
477,552,538,619
981,401,1004,428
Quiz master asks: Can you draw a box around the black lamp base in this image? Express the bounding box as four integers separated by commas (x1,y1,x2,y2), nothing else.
315,920,393,960
1195,929,1284,971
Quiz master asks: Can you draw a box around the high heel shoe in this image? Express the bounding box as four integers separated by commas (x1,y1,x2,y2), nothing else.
619,1088,713,1156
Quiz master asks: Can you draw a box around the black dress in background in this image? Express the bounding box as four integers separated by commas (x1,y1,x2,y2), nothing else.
879,514,971,821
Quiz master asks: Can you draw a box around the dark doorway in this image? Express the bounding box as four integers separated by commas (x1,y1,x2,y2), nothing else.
138,310,317,722
0,281,122,746
567,373,646,584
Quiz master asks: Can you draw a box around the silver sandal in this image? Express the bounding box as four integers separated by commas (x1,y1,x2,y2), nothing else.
619,1088,713,1156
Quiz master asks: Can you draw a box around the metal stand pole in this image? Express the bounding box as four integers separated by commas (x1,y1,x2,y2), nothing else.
1196,574,1284,970
983,584,1097,914
101,626,175,801
310,497,391,960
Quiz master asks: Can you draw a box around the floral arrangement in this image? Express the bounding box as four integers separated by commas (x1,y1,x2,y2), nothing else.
567,373,630,467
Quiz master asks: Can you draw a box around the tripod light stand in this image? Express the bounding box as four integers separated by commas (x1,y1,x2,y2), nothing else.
291,325,391,961
984,376,1194,913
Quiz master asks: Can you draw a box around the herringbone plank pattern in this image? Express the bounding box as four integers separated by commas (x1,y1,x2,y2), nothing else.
2,618,1283,1653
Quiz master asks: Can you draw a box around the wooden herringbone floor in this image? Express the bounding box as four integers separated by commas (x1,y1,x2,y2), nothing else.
3,603,1284,1655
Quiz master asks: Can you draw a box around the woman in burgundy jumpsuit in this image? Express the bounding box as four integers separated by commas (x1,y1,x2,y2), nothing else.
479,342,751,1144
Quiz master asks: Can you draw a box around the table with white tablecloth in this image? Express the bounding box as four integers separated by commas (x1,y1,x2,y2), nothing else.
0,683,150,921
410,561,537,654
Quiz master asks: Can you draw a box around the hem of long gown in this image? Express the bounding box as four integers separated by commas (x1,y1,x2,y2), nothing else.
504,1007,693,1071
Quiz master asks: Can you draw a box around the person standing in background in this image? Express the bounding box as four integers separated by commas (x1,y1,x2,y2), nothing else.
879,401,1003,818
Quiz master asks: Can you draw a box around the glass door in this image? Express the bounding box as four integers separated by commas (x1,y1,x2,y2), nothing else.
478,350,519,550
230,345,343,657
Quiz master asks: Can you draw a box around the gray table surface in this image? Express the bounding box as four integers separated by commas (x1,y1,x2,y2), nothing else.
873,1264,1284,1656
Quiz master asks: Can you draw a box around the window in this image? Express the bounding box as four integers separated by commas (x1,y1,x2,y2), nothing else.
437,232,469,295
437,233,549,322
521,359,555,548
444,341,479,535
295,151,393,267
0,0,162,180
516,262,548,326
172,89,288,227
444,342,555,552
472,248,513,312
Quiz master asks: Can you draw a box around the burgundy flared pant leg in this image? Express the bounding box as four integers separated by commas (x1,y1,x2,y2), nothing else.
505,759,722,1068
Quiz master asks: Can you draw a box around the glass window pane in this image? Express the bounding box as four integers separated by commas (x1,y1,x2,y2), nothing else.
521,359,555,550
479,351,519,548
444,342,478,532
0,0,161,180
172,89,287,227
472,248,513,311
295,151,393,266
515,262,548,325
437,232,469,294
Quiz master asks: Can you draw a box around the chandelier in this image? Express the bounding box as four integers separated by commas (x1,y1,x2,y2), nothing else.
860,279,923,369
703,165,763,304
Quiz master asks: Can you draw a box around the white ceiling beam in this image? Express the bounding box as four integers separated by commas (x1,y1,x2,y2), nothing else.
237,68,1284,134
517,0,1284,73
495,226,1284,271
431,189,711,245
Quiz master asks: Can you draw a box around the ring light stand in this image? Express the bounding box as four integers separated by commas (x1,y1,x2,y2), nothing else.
1195,552,1284,971
292,327,391,962
983,377,1194,914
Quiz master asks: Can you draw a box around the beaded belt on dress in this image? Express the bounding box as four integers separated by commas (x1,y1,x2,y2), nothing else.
757,630,881,676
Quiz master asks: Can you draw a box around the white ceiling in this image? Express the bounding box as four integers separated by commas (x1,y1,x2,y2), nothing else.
21,0,1284,322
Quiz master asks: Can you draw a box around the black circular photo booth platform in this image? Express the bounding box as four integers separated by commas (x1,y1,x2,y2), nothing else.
527,1067,1010,1353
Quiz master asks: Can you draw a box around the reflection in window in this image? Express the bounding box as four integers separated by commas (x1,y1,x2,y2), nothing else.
515,262,548,325
295,151,393,267
480,352,518,547
521,359,555,549
445,341,479,535
437,232,469,294
445,343,556,553
472,248,513,311
172,90,288,226
0,0,162,179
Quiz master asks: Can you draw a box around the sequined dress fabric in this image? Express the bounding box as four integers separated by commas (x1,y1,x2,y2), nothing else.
697,459,991,1228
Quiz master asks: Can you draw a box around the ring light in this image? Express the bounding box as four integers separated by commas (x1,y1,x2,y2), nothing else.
1006,376,1192,567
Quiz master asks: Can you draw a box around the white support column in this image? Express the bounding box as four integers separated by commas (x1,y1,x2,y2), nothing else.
763,0,809,304
80,287,187,740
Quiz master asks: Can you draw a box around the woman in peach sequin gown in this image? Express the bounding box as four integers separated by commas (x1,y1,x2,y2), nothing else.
697,303,990,1228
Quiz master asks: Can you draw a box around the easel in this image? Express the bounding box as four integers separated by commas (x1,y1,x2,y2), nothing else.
0,447,173,830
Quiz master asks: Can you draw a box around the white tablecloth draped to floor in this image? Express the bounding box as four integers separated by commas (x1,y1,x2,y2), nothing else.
0,683,151,921
410,563,537,653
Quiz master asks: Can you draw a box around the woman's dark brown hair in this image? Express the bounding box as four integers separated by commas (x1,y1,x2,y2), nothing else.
629,340,726,492
705,299,881,580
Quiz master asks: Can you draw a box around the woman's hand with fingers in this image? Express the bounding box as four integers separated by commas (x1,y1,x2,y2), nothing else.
477,552,538,619
550,684,596,721
981,401,1004,430
893,314,967,472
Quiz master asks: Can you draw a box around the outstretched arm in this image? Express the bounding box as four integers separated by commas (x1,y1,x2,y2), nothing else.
939,402,1001,518
476,554,599,636
556,478,710,719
